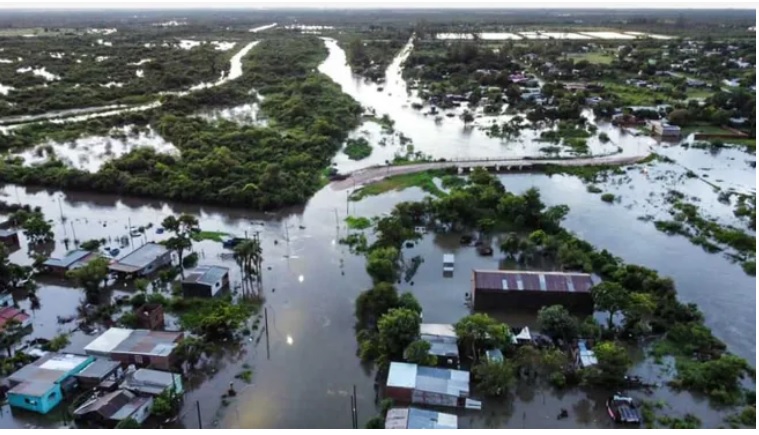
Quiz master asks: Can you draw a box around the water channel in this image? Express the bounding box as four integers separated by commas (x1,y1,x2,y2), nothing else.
0,34,755,430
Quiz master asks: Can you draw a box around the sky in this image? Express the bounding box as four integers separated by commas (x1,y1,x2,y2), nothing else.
0,0,756,10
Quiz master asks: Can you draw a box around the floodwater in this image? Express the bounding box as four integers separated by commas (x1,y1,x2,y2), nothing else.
319,38,650,162
435,31,672,40
0,32,754,430
14,125,178,173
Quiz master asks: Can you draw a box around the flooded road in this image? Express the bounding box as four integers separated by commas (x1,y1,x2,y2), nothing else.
0,32,754,430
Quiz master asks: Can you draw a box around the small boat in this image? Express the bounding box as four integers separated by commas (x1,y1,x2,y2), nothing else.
607,393,642,425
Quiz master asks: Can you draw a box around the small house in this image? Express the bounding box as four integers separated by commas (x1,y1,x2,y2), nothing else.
6,353,95,414
73,389,152,428
84,328,184,371
419,324,459,368
122,368,184,396
108,243,171,278
0,306,32,330
181,265,230,298
442,254,455,274
385,362,480,409
575,339,598,368
42,250,100,276
75,359,124,391
385,407,458,429
135,303,165,330
650,121,681,138
0,292,12,307
471,270,594,313
0,228,19,248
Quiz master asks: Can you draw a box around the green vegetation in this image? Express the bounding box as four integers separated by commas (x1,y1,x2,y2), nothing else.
66,257,111,304
567,52,614,64
345,216,372,230
42,334,71,352
0,36,362,211
350,171,446,201
343,137,372,160
339,32,409,81
235,369,253,383
600,193,615,202
191,231,229,242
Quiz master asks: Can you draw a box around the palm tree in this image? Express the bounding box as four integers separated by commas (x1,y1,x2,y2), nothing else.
233,239,262,298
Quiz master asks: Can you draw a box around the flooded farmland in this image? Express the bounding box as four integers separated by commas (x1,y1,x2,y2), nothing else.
0,27,754,430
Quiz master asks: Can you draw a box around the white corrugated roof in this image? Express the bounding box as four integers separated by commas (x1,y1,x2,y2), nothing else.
84,328,133,354
420,324,456,338
387,362,417,389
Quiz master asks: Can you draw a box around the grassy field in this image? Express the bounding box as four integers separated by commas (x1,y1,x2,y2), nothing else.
681,124,734,136
350,171,445,201
191,231,229,242
603,82,665,105
567,52,615,64
0,27,80,37
685,88,714,100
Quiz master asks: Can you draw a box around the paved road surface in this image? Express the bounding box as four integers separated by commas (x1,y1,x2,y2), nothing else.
330,154,651,191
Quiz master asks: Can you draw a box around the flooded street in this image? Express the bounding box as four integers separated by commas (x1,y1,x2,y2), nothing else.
0,32,754,430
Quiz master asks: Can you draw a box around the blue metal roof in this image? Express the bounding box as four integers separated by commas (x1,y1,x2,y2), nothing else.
183,265,229,286
43,250,92,268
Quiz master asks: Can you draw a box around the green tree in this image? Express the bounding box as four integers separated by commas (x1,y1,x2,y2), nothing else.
0,318,27,357
115,417,141,429
500,233,522,259
404,339,437,366
366,246,399,283
398,292,422,315
152,387,181,420
355,282,399,331
174,336,209,369
377,308,421,361
42,334,70,352
537,305,578,341
161,214,200,278
0,245,34,294
454,313,510,363
22,213,53,244
462,111,474,125
66,257,110,304
623,292,656,335
472,359,516,396
588,341,631,386
591,281,630,331
233,238,263,298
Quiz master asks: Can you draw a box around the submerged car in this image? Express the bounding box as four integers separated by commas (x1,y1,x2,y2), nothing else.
607,393,642,425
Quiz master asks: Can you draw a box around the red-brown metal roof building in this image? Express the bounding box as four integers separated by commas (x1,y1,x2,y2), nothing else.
471,269,594,313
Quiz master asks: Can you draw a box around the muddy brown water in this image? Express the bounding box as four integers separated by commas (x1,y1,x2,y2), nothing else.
0,36,755,430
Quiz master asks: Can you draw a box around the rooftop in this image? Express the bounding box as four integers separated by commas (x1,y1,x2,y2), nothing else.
75,358,122,380
385,407,458,429
0,228,17,238
387,362,470,397
84,328,183,357
182,265,229,286
0,306,30,329
109,243,168,273
74,389,151,421
42,250,96,269
123,368,182,395
419,324,459,359
8,353,93,396
473,269,594,293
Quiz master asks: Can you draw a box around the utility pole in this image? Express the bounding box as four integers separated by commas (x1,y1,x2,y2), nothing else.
196,400,203,429
57,195,64,222
264,307,270,360
353,384,358,428
70,221,77,243
128,217,133,249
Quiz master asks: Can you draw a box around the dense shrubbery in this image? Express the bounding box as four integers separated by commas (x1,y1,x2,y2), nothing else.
0,36,362,210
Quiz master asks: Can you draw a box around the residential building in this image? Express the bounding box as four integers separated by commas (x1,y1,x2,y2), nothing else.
574,339,598,368
419,324,459,367
42,250,100,276
385,362,481,409
0,306,32,330
385,407,458,429
134,304,165,330
108,243,171,277
0,292,12,307
122,368,184,396
74,359,124,391
84,328,184,371
0,228,19,248
650,121,681,138
181,265,230,298
73,389,152,428
471,269,595,313
6,353,95,414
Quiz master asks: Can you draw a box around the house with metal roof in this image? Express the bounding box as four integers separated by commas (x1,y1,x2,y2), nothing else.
385,362,481,409
181,265,230,298
75,359,124,390
471,269,594,313
108,243,171,277
574,339,598,368
84,328,184,371
42,250,100,276
385,407,458,429
0,306,32,330
419,324,459,368
73,389,153,428
6,353,95,414
0,228,19,248
122,368,183,396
